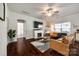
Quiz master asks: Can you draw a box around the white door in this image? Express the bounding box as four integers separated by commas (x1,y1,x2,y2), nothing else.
17,21,24,38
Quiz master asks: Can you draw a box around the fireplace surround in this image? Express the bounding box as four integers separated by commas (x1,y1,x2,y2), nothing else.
34,30,44,38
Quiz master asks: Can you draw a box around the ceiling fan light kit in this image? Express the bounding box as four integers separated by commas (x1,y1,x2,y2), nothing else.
42,8,59,16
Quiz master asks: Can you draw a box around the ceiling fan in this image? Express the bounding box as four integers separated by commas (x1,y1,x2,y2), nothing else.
42,3,59,16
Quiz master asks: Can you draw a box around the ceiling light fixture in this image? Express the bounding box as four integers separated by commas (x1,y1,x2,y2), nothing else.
42,8,59,16
47,13,52,16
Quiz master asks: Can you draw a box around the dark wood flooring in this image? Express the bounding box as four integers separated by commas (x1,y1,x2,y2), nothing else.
7,38,63,56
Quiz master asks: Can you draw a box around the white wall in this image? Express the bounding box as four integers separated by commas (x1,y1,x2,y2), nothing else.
51,13,79,34
49,4,79,34
8,10,43,42
0,3,7,56
61,13,79,33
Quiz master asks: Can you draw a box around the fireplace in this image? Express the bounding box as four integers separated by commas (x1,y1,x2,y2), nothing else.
34,30,44,38
38,33,42,37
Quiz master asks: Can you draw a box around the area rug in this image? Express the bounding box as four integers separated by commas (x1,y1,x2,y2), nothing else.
31,40,50,53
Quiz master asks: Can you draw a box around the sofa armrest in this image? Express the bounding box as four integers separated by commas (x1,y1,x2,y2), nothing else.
50,39,70,56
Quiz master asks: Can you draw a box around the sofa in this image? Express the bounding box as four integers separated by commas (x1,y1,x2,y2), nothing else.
50,34,74,56
50,32,67,39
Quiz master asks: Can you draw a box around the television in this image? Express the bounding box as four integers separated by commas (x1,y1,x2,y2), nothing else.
34,21,43,28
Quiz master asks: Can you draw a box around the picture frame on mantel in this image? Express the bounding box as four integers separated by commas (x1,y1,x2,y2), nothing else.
0,3,5,21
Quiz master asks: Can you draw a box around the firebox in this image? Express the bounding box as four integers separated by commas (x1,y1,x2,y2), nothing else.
38,33,42,37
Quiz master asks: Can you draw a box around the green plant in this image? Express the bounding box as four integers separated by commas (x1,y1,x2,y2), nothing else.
8,29,16,40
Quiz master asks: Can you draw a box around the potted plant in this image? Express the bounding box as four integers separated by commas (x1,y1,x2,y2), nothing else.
8,29,16,41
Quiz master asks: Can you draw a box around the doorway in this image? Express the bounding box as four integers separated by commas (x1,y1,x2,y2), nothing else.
17,20,25,38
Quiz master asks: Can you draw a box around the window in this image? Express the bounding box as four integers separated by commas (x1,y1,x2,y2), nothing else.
62,22,71,33
51,22,71,33
55,24,62,32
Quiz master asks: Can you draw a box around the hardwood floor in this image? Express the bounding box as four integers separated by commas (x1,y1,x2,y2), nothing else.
7,38,63,56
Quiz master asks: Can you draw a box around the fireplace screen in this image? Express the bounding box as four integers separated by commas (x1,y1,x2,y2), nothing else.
38,33,42,37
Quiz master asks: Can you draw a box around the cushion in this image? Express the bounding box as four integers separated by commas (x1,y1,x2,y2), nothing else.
67,35,74,44
62,36,69,44
50,32,58,37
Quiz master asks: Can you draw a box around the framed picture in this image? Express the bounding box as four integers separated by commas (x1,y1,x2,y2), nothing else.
0,3,5,21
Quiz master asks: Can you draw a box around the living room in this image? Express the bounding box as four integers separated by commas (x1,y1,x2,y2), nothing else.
0,3,79,56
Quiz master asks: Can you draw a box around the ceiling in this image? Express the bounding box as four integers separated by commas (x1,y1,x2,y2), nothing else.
7,3,79,20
